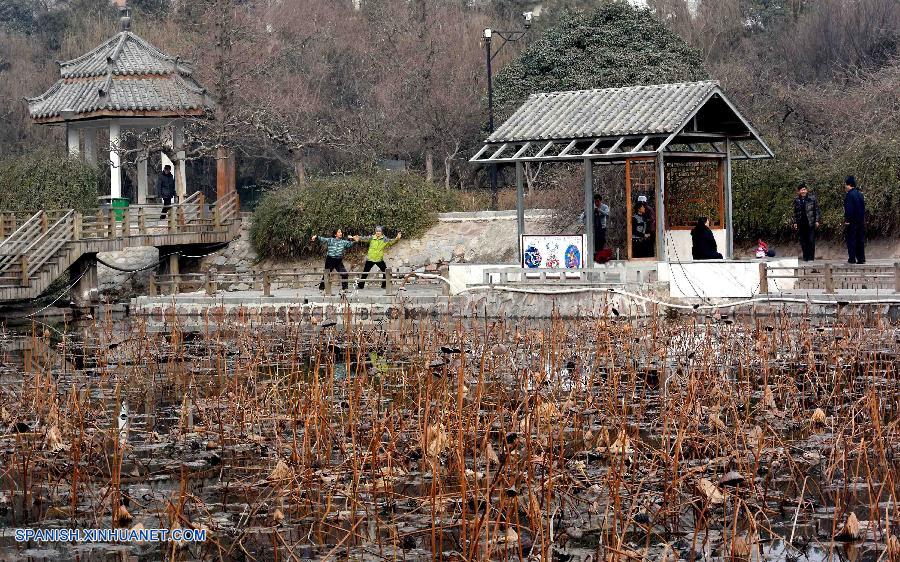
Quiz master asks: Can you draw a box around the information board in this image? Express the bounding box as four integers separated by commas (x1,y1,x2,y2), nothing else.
520,234,586,269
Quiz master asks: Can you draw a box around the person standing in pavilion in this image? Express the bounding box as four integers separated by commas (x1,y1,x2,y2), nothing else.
631,203,652,258
791,182,820,261
156,164,176,220
354,226,402,289
593,194,610,250
843,175,866,264
637,194,655,253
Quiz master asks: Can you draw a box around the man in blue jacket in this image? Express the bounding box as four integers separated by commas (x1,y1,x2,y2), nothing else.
843,175,865,264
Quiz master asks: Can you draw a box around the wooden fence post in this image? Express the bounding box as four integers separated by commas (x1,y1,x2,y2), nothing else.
384,268,393,295
758,262,768,294
198,193,206,221
149,275,157,296
138,208,146,234
107,209,115,239
168,207,176,231
324,271,332,295
263,270,272,297
122,209,130,239
40,212,48,234
177,207,186,230
20,256,29,287
441,266,450,296
73,212,82,241
205,271,216,296
824,263,835,294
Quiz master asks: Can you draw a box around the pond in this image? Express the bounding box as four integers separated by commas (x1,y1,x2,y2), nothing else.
0,309,897,561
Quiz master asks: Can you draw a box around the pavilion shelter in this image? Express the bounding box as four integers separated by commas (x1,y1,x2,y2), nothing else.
25,14,216,204
470,81,774,262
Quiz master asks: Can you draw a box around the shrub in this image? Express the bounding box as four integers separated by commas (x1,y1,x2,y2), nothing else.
0,152,99,212
249,170,462,261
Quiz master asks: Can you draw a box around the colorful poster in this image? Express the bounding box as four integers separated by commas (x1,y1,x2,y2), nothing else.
520,235,586,269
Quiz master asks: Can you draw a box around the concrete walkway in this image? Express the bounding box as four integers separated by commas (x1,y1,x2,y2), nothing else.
135,285,448,306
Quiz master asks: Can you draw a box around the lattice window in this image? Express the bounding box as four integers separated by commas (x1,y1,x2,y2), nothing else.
629,159,656,201
664,161,723,229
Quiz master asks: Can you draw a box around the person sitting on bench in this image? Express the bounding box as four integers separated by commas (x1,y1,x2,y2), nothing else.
691,216,723,260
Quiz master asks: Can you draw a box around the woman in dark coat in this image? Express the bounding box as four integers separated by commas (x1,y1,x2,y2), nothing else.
691,217,723,260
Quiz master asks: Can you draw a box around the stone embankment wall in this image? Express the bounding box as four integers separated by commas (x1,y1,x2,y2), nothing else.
97,247,159,296
131,289,654,323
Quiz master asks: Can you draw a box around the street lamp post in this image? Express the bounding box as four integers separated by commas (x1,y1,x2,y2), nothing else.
483,12,531,210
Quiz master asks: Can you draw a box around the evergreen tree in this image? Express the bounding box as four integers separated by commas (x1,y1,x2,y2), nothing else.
492,1,708,117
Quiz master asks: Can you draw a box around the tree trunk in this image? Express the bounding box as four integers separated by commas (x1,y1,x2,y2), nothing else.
425,148,434,182
444,141,461,190
525,162,532,195
293,154,306,185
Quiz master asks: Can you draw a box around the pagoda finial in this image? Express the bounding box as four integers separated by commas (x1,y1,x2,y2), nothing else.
119,6,132,31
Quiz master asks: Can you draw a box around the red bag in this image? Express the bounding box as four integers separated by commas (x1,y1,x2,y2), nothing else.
594,248,613,264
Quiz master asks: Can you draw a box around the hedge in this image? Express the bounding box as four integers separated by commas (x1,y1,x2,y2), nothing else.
733,138,900,240
0,152,99,213
249,170,462,261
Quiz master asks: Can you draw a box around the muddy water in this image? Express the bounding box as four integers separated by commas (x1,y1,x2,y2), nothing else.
0,311,897,561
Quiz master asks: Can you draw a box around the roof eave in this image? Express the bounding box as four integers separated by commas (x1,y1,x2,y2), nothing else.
656,86,774,158
30,107,209,125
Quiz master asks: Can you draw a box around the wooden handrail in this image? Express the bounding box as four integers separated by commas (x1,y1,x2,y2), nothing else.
0,196,243,293
150,267,445,296
761,261,898,294
0,211,45,274
21,211,75,277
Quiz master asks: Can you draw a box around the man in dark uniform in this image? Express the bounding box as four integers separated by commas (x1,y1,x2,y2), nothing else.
843,175,865,264
156,164,176,220
791,182,820,261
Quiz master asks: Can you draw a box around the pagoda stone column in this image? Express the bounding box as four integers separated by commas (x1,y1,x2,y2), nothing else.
137,143,149,204
109,121,122,199
173,123,187,201
83,128,97,165
67,125,80,158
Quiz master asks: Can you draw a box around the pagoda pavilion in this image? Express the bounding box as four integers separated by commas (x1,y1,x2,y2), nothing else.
25,11,216,204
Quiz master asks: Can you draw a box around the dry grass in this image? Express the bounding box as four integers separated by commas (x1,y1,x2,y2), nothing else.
0,309,897,560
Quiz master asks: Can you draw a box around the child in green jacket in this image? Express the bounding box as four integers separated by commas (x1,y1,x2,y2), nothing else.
354,226,401,289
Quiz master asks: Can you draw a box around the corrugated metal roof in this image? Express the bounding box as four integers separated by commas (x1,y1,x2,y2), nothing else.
27,30,210,121
27,75,209,119
58,32,192,78
488,81,719,142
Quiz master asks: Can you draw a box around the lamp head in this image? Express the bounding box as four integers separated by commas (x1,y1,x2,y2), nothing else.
483,28,492,39
523,12,533,28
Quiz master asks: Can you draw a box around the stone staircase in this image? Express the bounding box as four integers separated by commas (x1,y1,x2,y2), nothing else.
0,192,241,302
